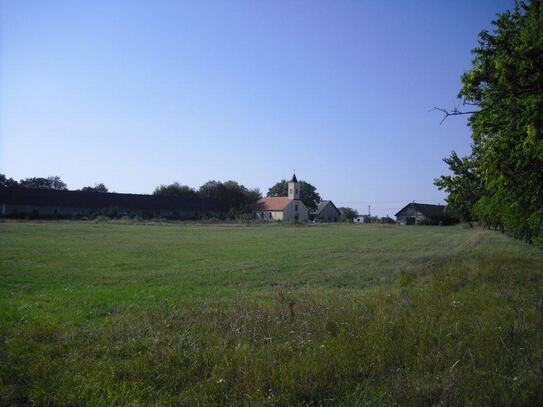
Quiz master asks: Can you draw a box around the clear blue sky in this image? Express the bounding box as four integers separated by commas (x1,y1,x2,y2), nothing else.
0,0,512,216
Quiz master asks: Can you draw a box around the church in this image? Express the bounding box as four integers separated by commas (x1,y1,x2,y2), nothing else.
253,174,309,221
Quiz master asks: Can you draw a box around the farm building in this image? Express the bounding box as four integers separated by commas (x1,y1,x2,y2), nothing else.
354,215,370,224
0,187,227,219
253,174,308,221
395,202,447,225
309,200,341,222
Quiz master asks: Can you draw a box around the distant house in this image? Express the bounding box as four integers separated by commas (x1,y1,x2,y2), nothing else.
0,187,227,219
395,202,447,225
354,215,370,224
353,215,369,223
253,174,308,221
309,200,341,223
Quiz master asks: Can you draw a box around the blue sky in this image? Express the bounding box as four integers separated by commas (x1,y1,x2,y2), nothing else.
0,0,512,216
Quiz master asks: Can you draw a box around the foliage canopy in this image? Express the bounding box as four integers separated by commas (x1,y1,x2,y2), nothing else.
153,182,197,198
435,0,543,245
18,176,68,191
338,207,359,222
199,180,261,217
81,183,109,193
0,174,18,188
267,179,322,211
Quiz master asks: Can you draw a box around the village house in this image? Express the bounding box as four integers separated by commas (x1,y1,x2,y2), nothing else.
309,200,341,222
0,187,227,219
354,215,370,224
395,202,447,225
253,174,308,221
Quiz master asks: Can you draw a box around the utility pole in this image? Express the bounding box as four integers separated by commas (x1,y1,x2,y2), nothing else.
368,205,371,217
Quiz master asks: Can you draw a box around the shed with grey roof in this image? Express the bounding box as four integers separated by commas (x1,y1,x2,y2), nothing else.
395,202,447,225
309,200,341,223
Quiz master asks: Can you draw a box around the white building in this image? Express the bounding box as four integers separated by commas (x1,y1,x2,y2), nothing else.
253,174,309,221
354,216,369,224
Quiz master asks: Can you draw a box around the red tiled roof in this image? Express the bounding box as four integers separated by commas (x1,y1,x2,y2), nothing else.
254,197,291,211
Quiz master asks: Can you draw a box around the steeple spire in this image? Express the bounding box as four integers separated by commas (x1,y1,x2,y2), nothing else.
288,172,300,200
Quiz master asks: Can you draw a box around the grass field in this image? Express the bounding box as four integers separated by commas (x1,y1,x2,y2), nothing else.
1,221,542,405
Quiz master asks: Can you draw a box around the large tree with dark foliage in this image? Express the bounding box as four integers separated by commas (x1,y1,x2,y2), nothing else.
18,176,68,190
435,0,543,245
434,152,483,226
267,179,321,211
0,174,18,188
81,183,109,193
339,207,359,222
198,180,261,217
153,182,197,198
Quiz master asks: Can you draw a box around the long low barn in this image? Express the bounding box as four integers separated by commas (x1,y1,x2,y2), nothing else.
395,202,446,225
0,187,227,219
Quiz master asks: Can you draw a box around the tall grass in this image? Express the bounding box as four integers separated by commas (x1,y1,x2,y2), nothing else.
2,256,541,405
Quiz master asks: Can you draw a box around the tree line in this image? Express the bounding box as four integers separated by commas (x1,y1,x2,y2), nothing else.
153,181,262,218
155,178,325,217
1,174,342,219
0,175,109,193
434,0,543,246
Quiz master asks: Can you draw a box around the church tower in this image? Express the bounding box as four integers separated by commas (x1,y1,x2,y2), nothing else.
288,173,300,200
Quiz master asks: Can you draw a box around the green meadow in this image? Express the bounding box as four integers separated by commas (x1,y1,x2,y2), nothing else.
1,222,542,405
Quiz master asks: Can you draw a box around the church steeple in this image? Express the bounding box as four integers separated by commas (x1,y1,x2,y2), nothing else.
288,172,300,200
